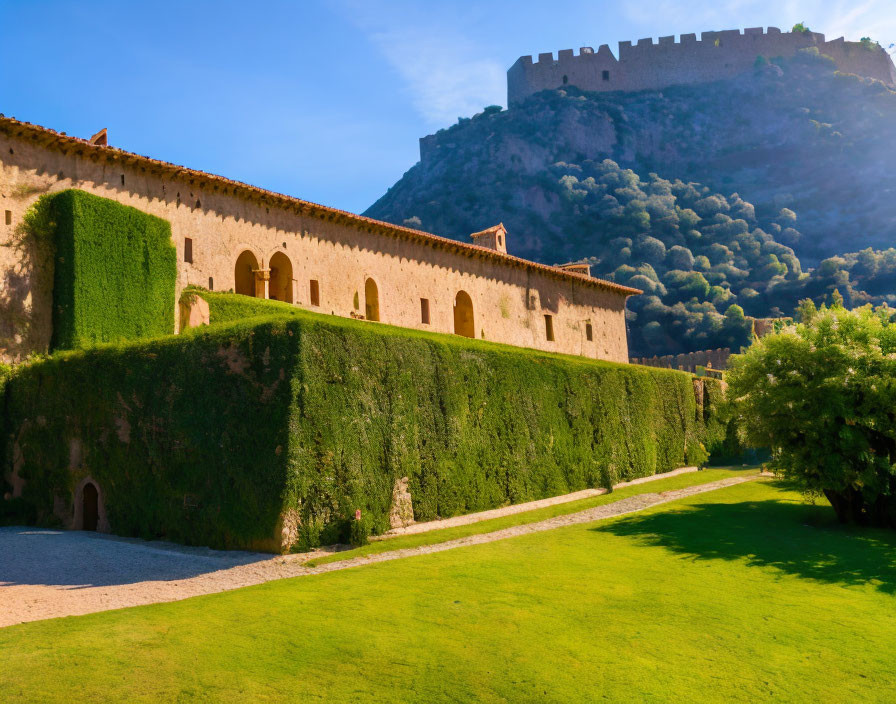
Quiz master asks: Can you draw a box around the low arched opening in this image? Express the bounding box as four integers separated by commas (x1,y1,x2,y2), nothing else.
82,482,99,531
74,477,106,532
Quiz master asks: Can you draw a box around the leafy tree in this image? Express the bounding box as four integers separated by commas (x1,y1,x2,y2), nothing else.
727,299,896,527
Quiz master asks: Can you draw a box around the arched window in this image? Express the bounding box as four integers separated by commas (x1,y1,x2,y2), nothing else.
235,250,259,297
454,290,475,338
562,74,568,85
268,251,293,303
365,277,380,321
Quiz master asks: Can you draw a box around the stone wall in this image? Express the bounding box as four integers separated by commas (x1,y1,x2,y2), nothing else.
0,118,636,364
508,27,896,105
631,348,731,373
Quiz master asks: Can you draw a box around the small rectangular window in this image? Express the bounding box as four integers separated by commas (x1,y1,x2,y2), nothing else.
602,70,610,81
310,280,320,306
208,277,214,291
120,174,125,186
4,210,11,225
544,314,555,342
420,298,430,324
184,237,193,263
586,322,593,341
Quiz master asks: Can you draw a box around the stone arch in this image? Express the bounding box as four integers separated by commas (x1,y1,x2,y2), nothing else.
234,250,260,297
73,477,108,532
365,277,380,321
268,251,294,303
454,290,475,338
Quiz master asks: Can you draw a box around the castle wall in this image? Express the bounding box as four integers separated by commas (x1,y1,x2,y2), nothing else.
631,348,731,373
507,28,896,105
0,122,633,365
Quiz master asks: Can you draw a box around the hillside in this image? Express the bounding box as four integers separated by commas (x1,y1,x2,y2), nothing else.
366,50,896,356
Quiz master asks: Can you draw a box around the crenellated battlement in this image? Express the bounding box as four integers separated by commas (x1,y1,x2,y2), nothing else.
508,27,896,105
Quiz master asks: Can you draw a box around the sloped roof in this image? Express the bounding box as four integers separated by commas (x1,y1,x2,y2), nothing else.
0,115,640,296
470,223,507,237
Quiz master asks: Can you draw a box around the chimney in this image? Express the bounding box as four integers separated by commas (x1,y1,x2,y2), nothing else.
469,223,507,253
557,262,592,277
88,128,108,146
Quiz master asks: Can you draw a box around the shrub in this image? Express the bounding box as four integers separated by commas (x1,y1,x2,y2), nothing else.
3,297,714,550
349,515,372,547
183,286,300,324
28,190,177,350
727,300,896,527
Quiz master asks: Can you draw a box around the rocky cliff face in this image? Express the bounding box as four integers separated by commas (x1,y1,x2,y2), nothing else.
372,51,896,262
366,51,896,355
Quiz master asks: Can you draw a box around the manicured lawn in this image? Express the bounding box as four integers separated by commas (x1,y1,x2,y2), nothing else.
2,480,895,703
307,467,758,565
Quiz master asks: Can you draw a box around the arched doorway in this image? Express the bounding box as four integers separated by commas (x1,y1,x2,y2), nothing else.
82,482,99,532
268,251,293,303
235,250,259,297
365,278,380,321
454,290,475,338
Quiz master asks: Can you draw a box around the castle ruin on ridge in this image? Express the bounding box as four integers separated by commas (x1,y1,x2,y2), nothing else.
507,27,896,105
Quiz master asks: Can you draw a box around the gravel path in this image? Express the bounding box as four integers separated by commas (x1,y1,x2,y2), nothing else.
379,465,699,537
0,475,757,627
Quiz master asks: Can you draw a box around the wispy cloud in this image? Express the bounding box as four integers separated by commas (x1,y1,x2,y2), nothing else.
335,0,505,127
337,0,896,128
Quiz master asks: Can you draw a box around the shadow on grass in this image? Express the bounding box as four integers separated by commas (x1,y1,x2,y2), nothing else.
593,483,896,593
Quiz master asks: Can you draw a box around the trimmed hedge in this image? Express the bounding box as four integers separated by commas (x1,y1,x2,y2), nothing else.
3,318,297,548
183,286,301,324
284,310,709,542
3,298,715,551
37,190,177,349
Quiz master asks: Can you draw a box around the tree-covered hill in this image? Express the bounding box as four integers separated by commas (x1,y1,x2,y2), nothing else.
366,50,896,356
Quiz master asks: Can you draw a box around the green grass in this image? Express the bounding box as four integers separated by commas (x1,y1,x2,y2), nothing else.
306,466,758,565
2,479,895,703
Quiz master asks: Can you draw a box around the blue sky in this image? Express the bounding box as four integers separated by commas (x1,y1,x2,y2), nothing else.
1,0,894,214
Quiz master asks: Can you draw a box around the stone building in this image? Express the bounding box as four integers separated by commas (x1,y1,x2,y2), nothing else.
508,27,896,105
0,116,639,364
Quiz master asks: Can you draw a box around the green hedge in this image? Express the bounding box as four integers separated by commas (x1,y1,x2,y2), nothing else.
183,286,301,324
3,299,714,551
0,361,33,526
3,318,297,548
38,190,177,349
284,311,709,542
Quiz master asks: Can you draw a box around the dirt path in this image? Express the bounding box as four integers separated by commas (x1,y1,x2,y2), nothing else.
379,465,700,537
0,475,758,627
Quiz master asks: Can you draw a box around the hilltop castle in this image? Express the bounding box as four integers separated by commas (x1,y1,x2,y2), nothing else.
508,27,896,105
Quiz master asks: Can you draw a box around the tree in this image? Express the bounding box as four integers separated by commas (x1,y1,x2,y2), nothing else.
721,304,751,351
726,298,896,527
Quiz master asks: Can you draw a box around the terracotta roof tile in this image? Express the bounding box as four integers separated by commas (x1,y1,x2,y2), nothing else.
470,223,506,237
0,115,641,296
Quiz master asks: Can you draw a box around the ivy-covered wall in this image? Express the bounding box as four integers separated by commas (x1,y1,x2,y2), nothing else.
44,190,177,349
2,318,296,547
2,300,716,551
